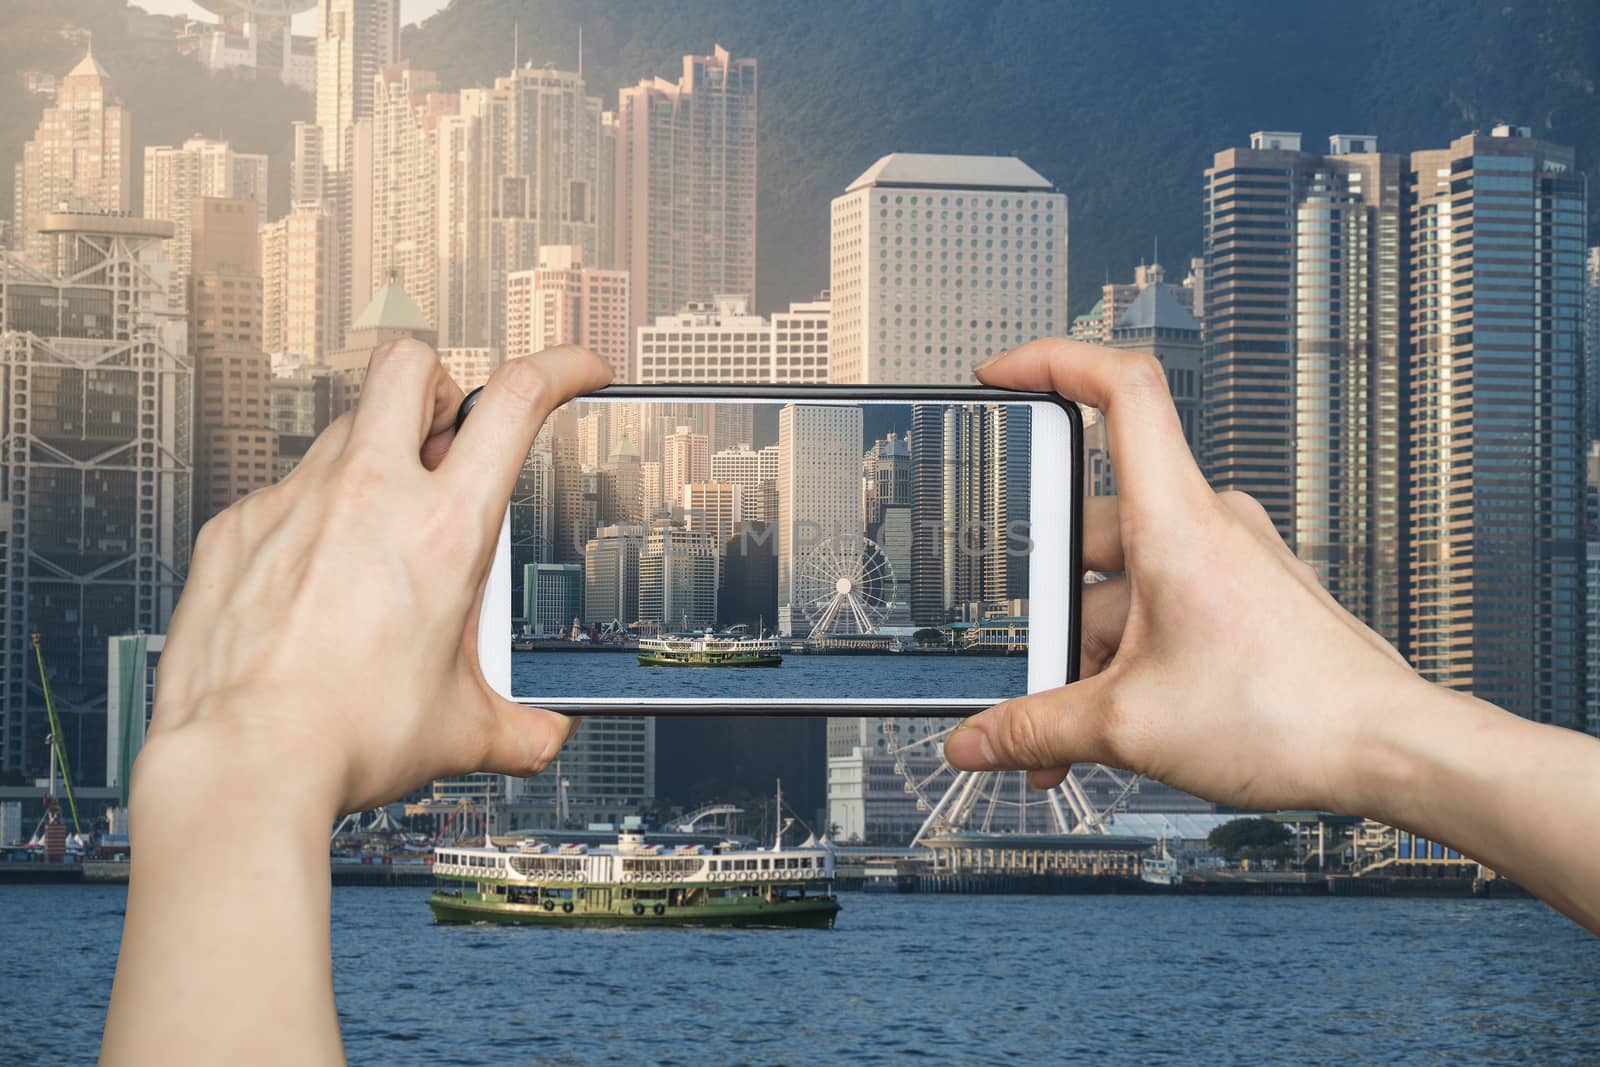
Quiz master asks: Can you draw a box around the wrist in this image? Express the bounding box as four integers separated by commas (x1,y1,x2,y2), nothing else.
1329,671,1494,828
132,714,345,835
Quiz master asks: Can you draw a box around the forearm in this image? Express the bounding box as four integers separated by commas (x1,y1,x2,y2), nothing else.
1357,681,1600,933
101,730,344,1066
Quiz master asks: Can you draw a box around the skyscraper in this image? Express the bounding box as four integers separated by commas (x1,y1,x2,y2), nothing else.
12,50,132,266
144,137,269,306
442,64,609,350
190,197,275,531
638,526,718,631
941,404,1030,619
777,404,863,635
1585,246,1600,443
712,443,779,524
662,424,710,505
1201,132,1406,648
260,201,340,363
584,524,644,628
615,47,757,339
315,0,400,343
370,64,454,334
828,153,1068,385
505,246,630,379
1407,126,1586,728
0,212,191,780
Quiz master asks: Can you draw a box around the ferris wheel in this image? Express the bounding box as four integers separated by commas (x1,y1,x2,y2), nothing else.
796,536,893,639
880,718,1143,846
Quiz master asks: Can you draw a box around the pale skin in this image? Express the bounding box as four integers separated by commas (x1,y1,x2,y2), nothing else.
101,337,1599,1065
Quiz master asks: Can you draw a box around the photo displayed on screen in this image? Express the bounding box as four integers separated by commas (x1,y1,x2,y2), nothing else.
508,398,1039,701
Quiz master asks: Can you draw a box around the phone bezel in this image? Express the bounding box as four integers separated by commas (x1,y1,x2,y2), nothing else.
477,383,1083,715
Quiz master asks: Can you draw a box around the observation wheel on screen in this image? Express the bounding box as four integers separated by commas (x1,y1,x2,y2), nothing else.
796,536,893,639
881,719,1143,846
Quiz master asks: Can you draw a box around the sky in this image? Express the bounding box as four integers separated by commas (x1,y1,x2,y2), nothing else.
132,0,450,32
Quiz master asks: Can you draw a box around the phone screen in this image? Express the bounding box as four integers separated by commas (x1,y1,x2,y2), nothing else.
503,392,1075,708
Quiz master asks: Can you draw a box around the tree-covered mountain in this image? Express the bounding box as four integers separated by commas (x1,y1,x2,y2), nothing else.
4,0,1597,315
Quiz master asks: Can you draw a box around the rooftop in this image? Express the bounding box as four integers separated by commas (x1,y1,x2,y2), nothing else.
66,48,110,82
352,280,430,333
847,153,1054,193
1114,284,1199,334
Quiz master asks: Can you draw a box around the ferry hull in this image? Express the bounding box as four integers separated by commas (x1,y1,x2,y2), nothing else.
428,891,838,929
636,653,782,668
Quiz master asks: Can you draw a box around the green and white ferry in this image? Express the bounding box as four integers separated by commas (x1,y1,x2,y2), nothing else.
428,812,838,929
637,629,782,668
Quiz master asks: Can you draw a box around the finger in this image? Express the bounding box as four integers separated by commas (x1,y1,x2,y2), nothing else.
479,697,576,778
1080,575,1130,676
977,339,1209,515
347,338,450,458
1029,768,1070,791
945,672,1117,772
1083,495,1123,573
442,345,612,524
420,373,466,471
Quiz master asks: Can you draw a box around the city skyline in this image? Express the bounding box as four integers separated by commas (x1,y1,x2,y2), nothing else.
0,6,1595,830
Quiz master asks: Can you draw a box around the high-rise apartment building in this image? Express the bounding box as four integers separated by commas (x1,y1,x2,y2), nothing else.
0,213,190,780
1407,126,1586,728
505,245,629,378
638,526,718,631
12,50,132,266
828,154,1068,385
442,65,610,350
777,404,863,635
370,64,455,334
261,201,340,362
510,435,556,618
635,295,830,384
324,279,437,416
315,0,400,345
1201,132,1406,649
615,47,757,339
190,198,275,530
662,424,710,506
144,137,269,306
681,483,745,574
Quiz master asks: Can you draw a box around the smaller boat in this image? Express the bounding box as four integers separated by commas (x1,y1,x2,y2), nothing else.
1140,829,1183,887
638,628,782,668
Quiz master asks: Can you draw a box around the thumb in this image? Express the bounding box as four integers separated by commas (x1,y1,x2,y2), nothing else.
481,698,578,779
945,674,1117,771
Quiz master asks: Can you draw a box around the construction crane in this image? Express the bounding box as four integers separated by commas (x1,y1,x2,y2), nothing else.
31,633,82,835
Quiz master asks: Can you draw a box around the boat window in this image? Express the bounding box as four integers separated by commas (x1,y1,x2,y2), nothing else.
760,859,770,870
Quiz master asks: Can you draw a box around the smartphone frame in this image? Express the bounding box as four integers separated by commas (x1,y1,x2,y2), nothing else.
478,383,1083,715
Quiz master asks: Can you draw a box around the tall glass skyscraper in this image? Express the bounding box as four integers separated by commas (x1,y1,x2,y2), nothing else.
1407,126,1587,728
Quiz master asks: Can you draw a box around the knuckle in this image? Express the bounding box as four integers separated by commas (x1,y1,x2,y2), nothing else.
490,357,552,409
995,706,1051,768
1119,352,1169,399
368,337,439,374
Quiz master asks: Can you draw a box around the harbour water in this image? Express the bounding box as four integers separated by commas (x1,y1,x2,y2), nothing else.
512,649,1029,702
4,886,1597,1064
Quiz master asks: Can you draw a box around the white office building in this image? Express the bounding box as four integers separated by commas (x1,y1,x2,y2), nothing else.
636,294,830,384
777,404,863,635
712,443,779,524
828,153,1068,385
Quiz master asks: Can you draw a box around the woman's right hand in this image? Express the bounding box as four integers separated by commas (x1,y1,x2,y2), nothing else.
945,338,1427,818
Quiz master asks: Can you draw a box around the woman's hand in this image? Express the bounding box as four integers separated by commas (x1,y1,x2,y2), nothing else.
138,340,611,817
944,338,1425,816
139,339,611,817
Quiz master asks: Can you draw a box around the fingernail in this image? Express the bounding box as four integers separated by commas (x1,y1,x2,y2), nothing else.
974,350,1008,374
947,722,998,769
